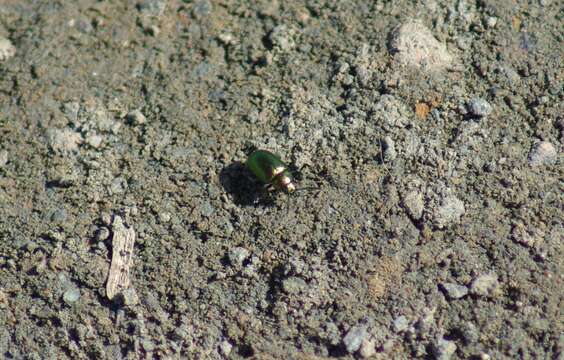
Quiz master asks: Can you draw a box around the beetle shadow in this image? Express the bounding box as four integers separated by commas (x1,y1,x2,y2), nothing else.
220,161,275,207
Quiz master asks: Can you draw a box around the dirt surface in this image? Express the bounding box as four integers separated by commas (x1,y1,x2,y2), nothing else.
0,1,562,359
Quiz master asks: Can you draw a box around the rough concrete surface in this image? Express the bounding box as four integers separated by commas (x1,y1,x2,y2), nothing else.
0,1,562,359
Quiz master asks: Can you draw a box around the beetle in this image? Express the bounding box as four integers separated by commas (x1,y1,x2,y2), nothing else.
246,149,296,194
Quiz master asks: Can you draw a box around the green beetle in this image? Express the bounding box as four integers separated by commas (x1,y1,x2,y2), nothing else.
246,149,296,194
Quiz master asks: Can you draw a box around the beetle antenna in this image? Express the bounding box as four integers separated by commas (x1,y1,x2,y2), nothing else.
293,186,319,193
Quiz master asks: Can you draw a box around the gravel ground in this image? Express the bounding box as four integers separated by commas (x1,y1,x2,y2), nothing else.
0,1,562,359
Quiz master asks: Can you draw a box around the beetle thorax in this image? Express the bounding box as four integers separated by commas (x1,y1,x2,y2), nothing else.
273,173,295,193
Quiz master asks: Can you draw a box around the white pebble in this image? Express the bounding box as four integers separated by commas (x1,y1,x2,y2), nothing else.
392,316,409,333
0,37,16,61
440,282,469,299
389,20,453,71
402,190,424,220
470,273,499,297
86,134,103,148
359,337,376,358
433,194,465,229
46,128,83,153
432,337,457,360
468,98,492,117
269,25,296,51
373,95,410,128
127,109,146,125
228,247,249,267
343,325,368,353
528,141,557,167
485,17,498,28
0,150,8,168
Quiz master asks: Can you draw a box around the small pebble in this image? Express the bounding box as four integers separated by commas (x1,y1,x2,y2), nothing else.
140,338,155,352
382,136,397,161
440,282,469,300
63,287,81,304
459,321,479,344
389,20,453,71
75,18,94,34
0,150,8,167
0,37,16,61
343,325,368,353
373,94,410,128
485,17,497,28
63,102,80,123
359,337,376,358
511,223,544,248
85,134,103,148
51,208,68,223
158,212,171,223
392,316,409,333
433,194,465,229
467,98,492,117
269,25,296,51
192,0,212,19
432,337,457,360
402,190,424,220
227,247,249,267
470,273,499,296
281,277,307,295
200,201,215,217
528,141,557,167
137,0,167,17
120,288,139,306
219,340,233,356
46,128,83,153
127,109,146,125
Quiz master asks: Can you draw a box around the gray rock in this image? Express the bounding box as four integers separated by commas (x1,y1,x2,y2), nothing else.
459,321,479,344
382,136,397,161
373,95,410,128
51,208,68,222
389,20,453,71
432,337,457,360
140,338,155,352
434,194,465,229
281,277,307,295
359,337,376,358
121,288,139,306
75,18,93,34
200,201,215,217
470,273,499,296
46,128,83,153
63,101,80,123
228,247,249,267
0,37,16,61
343,325,368,353
85,133,103,148
63,288,81,304
485,17,498,28
0,150,8,168
137,0,167,17
440,282,468,299
269,25,296,51
392,316,409,333
192,0,212,19
528,141,557,167
402,190,424,219
219,340,232,357
127,109,146,125
467,98,492,117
